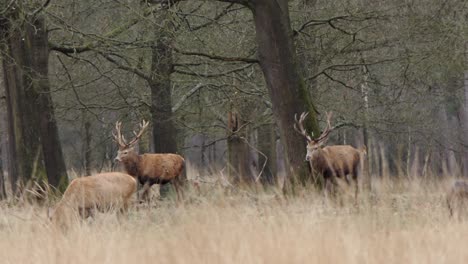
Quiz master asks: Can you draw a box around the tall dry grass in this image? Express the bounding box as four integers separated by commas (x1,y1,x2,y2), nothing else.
0,170,466,264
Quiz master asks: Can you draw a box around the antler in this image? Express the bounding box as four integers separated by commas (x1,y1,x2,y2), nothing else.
112,120,149,149
126,120,150,147
315,112,333,143
112,121,127,149
294,112,312,142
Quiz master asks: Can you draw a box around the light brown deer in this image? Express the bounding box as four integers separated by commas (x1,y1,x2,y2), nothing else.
294,112,365,199
48,172,137,228
113,120,185,203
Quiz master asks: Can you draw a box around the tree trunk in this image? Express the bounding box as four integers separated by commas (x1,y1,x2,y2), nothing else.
82,114,92,175
27,17,69,191
149,12,179,199
360,64,372,190
0,96,6,199
2,15,68,193
227,111,252,184
249,0,320,189
150,15,177,154
3,23,41,193
440,106,458,176
461,43,468,177
257,123,276,185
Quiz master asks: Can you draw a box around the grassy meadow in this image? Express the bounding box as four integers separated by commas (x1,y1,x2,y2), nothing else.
0,169,466,264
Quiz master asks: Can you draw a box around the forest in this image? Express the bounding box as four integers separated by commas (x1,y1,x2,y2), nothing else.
0,1,467,263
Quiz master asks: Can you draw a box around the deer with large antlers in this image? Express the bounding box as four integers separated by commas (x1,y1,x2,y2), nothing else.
294,112,366,200
113,120,185,202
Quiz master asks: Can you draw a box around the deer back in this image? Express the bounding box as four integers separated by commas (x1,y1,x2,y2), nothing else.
58,172,136,209
312,145,361,174
138,153,185,180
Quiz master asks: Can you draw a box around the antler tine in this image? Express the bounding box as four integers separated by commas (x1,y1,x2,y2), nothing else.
112,121,127,148
127,120,150,147
293,112,312,142
316,111,333,143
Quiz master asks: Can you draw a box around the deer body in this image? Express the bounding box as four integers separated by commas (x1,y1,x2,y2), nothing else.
113,120,185,202
311,145,361,180
49,172,136,228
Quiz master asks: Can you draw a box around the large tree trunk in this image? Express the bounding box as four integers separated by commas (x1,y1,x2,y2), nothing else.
150,14,177,154
27,17,69,191
149,12,180,199
2,15,68,193
250,0,320,187
3,23,41,193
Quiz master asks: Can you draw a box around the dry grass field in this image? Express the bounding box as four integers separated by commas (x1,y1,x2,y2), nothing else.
0,171,466,264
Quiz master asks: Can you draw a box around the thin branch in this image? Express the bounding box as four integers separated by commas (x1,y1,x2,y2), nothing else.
99,52,151,81
174,64,253,78
172,83,205,112
30,0,52,19
174,47,258,64
49,5,159,54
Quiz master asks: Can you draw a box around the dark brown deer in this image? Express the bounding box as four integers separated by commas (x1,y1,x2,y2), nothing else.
294,112,365,200
113,120,185,202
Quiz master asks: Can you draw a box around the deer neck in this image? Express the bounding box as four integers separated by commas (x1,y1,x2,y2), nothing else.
122,152,141,177
310,148,328,168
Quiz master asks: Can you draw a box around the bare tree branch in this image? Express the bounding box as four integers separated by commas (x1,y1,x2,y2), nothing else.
98,52,151,81
174,47,258,64
174,64,253,78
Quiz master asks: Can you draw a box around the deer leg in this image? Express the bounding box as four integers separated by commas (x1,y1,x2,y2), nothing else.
172,178,184,205
140,182,151,204
352,166,359,205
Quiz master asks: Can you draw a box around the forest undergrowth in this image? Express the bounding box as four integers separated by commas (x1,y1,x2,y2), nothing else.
0,169,465,264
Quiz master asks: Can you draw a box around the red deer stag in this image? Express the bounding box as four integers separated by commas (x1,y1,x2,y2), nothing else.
113,120,185,203
48,172,137,229
294,112,365,200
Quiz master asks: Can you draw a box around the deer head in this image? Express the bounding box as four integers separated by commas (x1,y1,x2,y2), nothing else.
112,120,149,162
294,112,333,161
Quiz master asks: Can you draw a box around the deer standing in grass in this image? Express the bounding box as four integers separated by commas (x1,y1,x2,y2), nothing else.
48,172,137,228
294,112,365,200
113,120,185,203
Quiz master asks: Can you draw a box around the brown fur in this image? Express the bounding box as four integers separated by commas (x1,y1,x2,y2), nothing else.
113,120,185,202
295,111,366,200
446,181,468,218
309,144,364,199
49,172,136,228
117,149,185,202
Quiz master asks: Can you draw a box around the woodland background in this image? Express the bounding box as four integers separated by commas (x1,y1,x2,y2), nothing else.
1,0,468,197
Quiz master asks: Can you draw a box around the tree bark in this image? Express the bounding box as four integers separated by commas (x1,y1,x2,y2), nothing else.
250,0,320,187
27,17,69,191
0,95,6,199
227,111,252,184
257,123,276,185
461,43,468,177
82,114,92,175
3,23,40,193
2,15,68,193
150,14,177,154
